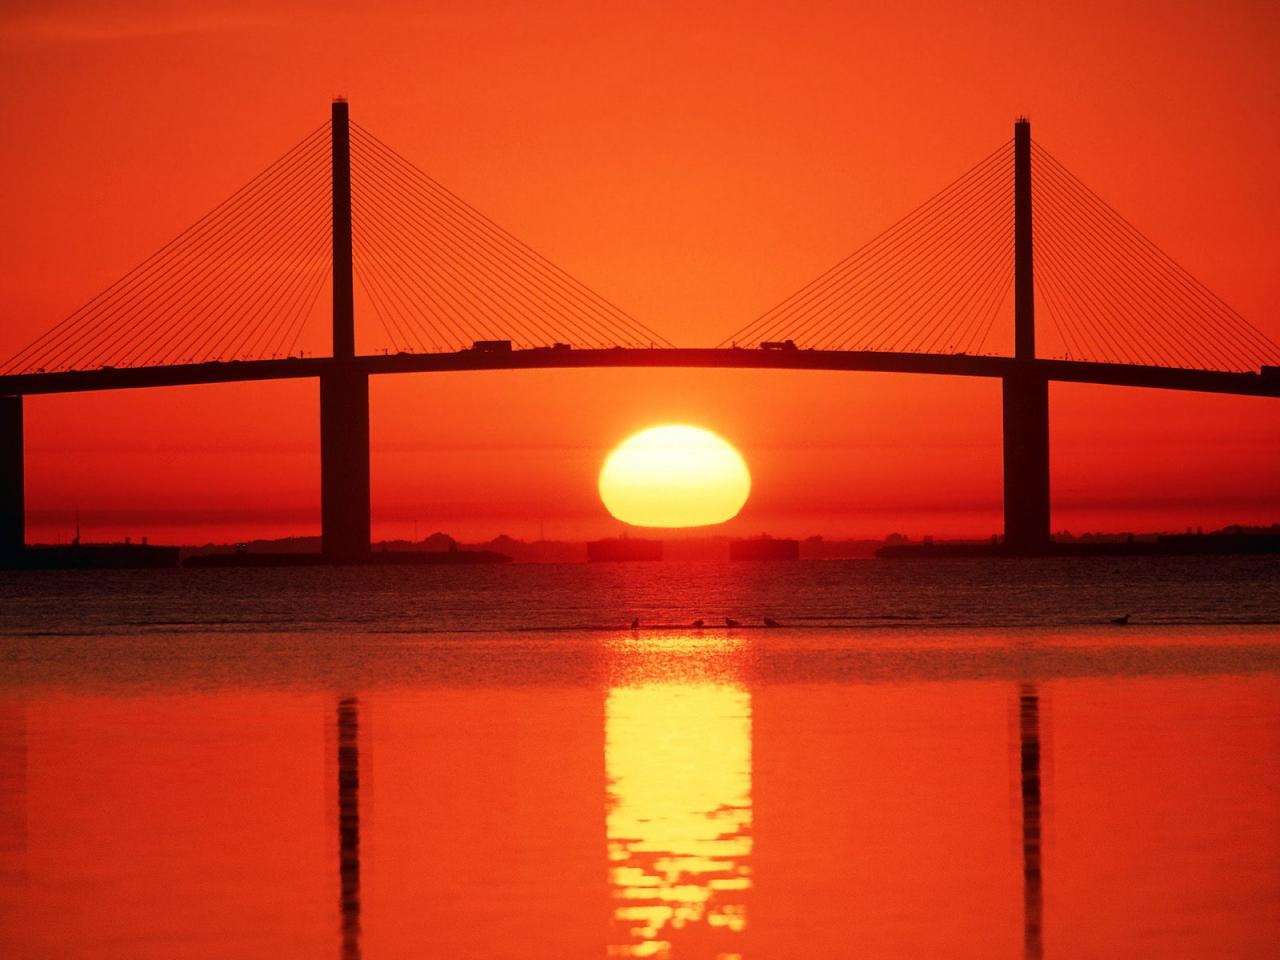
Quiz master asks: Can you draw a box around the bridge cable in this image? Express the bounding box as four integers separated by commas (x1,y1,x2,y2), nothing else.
747,147,1013,351
148,170,330,366
804,155,1013,351
857,173,1013,352
770,152,1011,350
351,122,669,348
350,154,576,349
4,124,329,374
1036,161,1239,368
717,139,1013,349
350,174,513,348
350,122,672,349
262,219,334,359
1032,140,1280,371
134,144,330,365
1033,151,1225,367
353,209,458,352
727,144,1010,348
350,127,649,350
1034,142,1280,363
48,134,328,369
1031,182,1163,365
283,253,334,359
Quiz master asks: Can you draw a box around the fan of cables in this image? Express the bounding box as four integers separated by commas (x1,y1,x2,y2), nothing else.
4,124,334,374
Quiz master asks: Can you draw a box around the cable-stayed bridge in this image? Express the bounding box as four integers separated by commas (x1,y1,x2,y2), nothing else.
2,102,1277,558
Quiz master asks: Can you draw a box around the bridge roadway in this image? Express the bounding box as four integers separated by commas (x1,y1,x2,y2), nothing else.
2,347,1278,399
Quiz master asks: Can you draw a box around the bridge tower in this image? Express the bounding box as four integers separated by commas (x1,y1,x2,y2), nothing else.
0,395,21,557
320,99,371,561
1002,118,1051,554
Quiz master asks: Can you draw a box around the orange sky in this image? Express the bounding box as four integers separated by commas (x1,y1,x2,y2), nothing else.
2,0,1278,544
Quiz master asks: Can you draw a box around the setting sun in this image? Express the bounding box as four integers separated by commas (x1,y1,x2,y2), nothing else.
598,425,751,528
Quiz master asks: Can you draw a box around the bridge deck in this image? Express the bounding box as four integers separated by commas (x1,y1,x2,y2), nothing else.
1,348,1277,398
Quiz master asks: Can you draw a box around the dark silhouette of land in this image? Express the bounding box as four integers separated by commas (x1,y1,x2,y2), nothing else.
154,520,1280,563
876,525,1280,558
1,541,180,569
586,537,663,562
5,521,1274,568
183,546,510,568
729,537,801,561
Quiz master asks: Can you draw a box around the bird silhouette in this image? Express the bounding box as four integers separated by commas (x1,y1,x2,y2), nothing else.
630,617,640,630
763,617,780,628
725,617,740,628
1111,613,1131,625
691,619,705,629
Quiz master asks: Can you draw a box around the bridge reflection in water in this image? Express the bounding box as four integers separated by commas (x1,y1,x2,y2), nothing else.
337,697,362,960
326,641,1053,959
8,643,1280,957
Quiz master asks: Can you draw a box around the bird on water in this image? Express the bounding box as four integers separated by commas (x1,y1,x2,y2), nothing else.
725,617,740,628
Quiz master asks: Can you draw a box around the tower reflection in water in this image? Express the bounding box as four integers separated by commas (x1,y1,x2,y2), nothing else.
605,633,752,959
337,697,361,960
1019,683,1044,960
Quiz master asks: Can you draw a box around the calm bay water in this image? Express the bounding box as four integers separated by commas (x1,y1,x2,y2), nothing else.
1,557,1278,958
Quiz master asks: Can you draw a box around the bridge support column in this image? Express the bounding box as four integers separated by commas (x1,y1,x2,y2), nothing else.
320,370,370,561
320,99,370,562
1003,374,1050,554
0,396,22,557
1001,117,1051,554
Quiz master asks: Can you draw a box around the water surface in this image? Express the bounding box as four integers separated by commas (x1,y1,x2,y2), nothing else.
1,558,1277,958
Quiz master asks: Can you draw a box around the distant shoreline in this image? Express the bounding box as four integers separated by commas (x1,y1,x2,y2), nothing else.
3,523,1278,569
876,532,1280,558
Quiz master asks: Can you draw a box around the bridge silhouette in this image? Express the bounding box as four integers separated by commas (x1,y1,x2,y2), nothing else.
2,101,1277,559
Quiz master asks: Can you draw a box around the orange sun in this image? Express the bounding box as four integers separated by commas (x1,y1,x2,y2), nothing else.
598,425,751,528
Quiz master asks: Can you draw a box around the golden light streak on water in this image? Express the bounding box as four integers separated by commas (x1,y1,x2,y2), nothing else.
605,679,752,959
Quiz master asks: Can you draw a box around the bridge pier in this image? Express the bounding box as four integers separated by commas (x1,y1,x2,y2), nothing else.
0,397,21,557
1002,118,1052,554
1002,374,1050,555
319,99,371,562
0,396,22,557
320,370,370,561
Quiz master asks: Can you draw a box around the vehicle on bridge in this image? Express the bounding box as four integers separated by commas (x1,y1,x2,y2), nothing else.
471,340,513,353
760,340,798,351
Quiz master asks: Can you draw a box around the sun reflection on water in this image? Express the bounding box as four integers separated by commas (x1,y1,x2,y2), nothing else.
605,633,752,959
